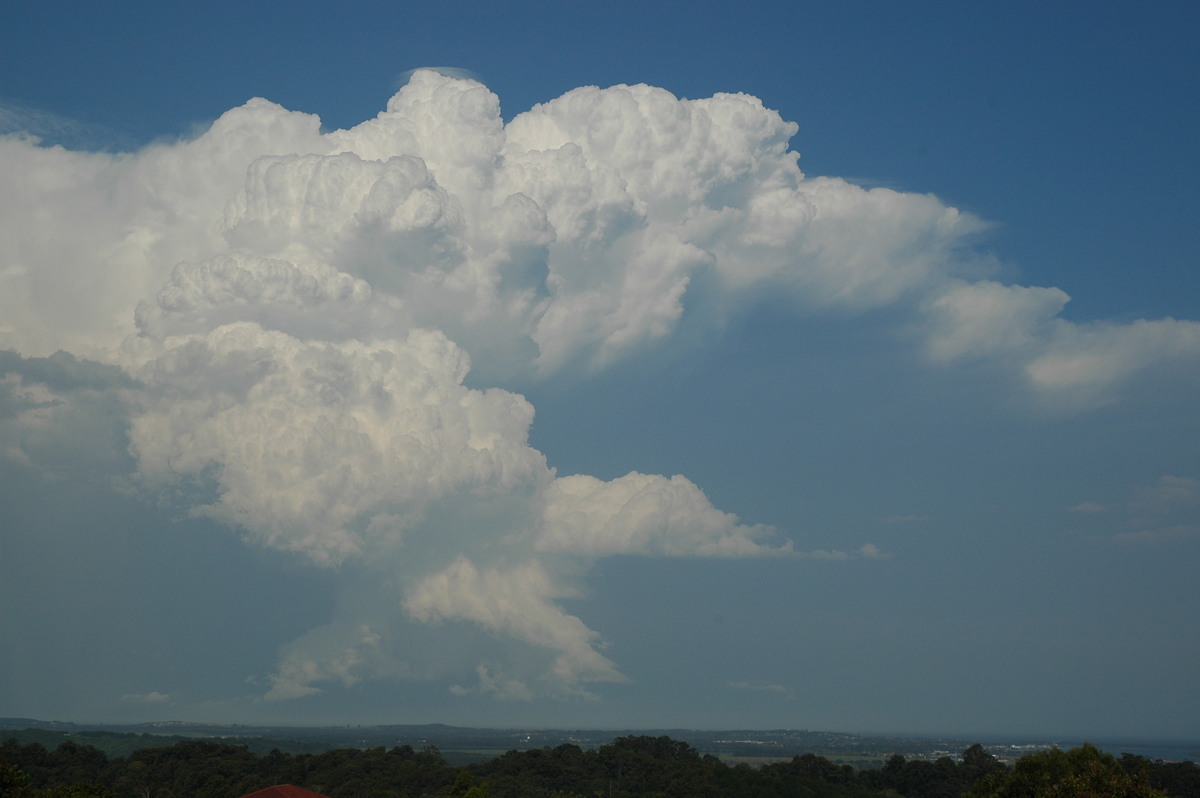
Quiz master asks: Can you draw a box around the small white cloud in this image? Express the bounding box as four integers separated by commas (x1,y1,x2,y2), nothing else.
792,549,849,561
1069,501,1108,514
857,543,889,559
790,544,887,561
121,691,170,703
728,681,794,698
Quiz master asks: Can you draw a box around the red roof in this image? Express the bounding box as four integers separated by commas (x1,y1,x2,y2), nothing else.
239,786,330,798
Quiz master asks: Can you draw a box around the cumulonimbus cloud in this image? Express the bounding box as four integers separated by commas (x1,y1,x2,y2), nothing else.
1,69,1196,700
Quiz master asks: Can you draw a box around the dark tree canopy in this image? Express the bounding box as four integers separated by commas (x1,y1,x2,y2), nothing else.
2,734,1197,798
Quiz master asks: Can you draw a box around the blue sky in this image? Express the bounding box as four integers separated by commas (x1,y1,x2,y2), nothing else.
1,1,1198,740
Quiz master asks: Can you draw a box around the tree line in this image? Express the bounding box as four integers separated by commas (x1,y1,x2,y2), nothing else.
2,733,1198,798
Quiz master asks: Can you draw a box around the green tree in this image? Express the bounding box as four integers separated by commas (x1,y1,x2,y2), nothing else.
1,762,35,798
447,768,489,797
0,762,115,798
965,743,1168,798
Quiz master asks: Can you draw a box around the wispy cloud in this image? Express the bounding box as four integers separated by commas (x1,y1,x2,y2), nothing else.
1132,475,1200,514
0,99,132,151
1070,476,1200,545
1112,525,1200,545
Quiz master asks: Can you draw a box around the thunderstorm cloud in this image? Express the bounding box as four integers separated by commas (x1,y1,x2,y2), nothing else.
3,70,1198,702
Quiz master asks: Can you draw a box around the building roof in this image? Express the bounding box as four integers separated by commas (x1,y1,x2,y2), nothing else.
238,786,331,798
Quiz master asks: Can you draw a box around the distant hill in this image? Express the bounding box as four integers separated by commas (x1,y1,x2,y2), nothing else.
5,717,1195,765
0,727,196,758
0,717,996,763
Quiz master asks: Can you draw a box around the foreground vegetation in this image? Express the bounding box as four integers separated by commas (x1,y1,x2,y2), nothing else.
2,734,1197,798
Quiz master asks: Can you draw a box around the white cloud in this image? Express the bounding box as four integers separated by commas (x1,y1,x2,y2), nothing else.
923,282,1200,407
3,69,1197,704
537,472,785,558
5,70,1194,398
857,543,889,560
121,691,170,704
404,557,627,693
395,67,485,90
127,322,546,566
1027,319,1200,406
0,97,327,359
924,280,1069,363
